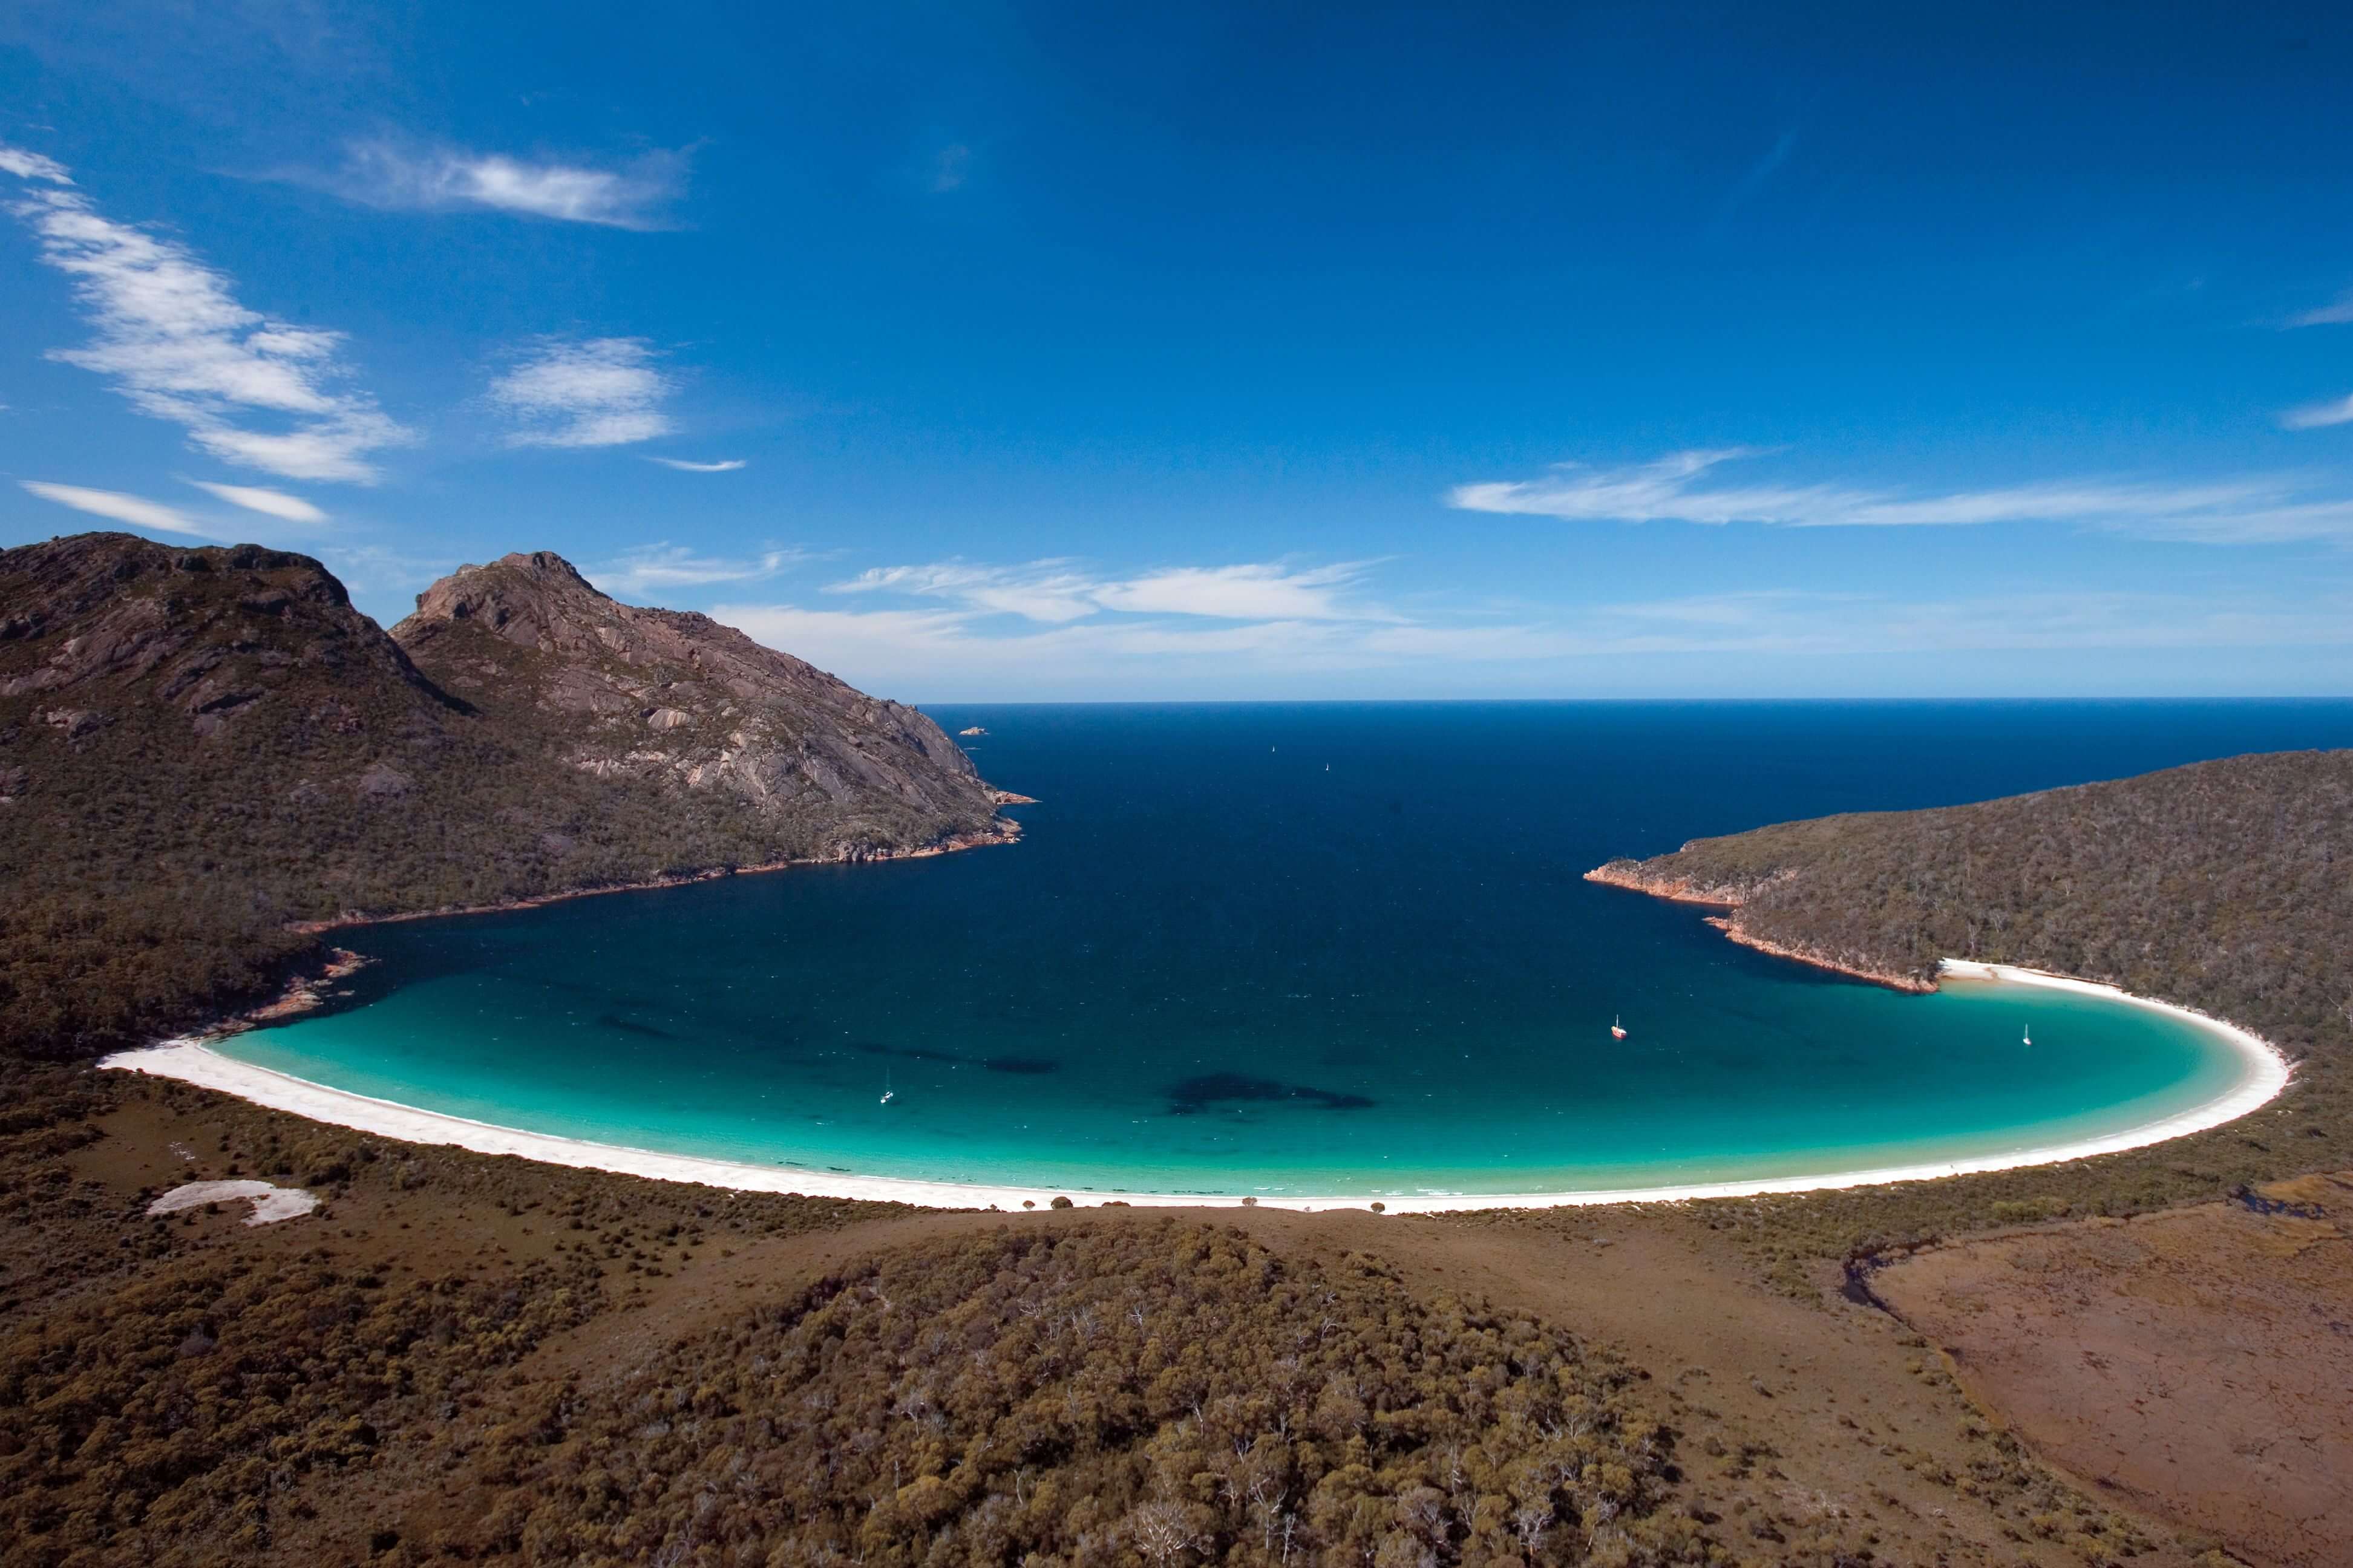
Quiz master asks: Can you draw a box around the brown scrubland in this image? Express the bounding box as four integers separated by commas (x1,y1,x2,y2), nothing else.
5,1070,2245,1568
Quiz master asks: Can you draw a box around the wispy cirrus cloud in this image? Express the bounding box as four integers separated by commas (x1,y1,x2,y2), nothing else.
929,144,974,193
2288,289,2353,328
1092,562,1395,621
186,480,326,523
833,562,1105,623
0,144,411,483
2280,287,2353,428
0,147,71,183
489,337,675,448
591,541,805,595
829,558,1392,624
713,579,2353,696
1449,448,2353,543
647,456,745,472
287,140,689,229
21,479,205,534
2280,395,2353,432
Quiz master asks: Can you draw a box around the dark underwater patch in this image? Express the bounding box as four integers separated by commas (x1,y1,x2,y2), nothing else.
983,1056,1059,1074
1165,1072,1374,1115
854,1041,965,1064
597,1013,676,1039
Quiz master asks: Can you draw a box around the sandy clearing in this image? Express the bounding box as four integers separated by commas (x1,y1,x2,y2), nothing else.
146,1178,320,1225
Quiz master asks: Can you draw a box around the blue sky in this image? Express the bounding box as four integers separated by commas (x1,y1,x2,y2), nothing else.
5,2,2353,698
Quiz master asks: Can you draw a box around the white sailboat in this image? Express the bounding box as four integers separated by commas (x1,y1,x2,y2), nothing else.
2022,1024,2032,1048
1610,1014,1628,1040
880,1067,895,1105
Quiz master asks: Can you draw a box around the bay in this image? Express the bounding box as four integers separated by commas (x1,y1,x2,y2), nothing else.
217,701,2353,1197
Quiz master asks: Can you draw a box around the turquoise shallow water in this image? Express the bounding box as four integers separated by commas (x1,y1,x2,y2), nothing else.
218,702,2349,1197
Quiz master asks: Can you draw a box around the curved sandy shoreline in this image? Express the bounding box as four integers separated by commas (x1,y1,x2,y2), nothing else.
101,961,2292,1215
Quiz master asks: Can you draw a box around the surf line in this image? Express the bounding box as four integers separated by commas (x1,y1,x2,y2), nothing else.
102,960,2291,1215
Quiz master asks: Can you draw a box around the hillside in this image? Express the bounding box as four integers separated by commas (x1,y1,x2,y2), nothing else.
1586,748,2353,1220
0,533,1016,1059
391,550,1009,849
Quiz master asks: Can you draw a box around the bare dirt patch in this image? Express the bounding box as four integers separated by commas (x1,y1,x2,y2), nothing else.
1874,1173,2353,1568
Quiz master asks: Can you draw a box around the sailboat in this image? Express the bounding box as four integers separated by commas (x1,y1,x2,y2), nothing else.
2022,1024,2032,1048
1610,1014,1628,1040
880,1067,895,1105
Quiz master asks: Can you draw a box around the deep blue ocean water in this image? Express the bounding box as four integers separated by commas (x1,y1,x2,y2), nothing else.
220,702,2353,1197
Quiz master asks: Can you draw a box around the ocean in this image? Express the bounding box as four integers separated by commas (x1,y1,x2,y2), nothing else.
216,701,2353,1198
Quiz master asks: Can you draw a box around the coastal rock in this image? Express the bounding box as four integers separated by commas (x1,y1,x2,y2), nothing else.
1585,858,1934,991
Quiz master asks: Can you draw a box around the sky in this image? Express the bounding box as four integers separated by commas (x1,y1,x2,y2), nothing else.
5,2,2353,699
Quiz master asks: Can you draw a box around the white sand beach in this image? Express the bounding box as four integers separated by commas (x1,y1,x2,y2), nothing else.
101,961,2291,1215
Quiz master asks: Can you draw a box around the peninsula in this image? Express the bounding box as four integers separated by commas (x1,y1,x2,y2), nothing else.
1585,748,2352,1219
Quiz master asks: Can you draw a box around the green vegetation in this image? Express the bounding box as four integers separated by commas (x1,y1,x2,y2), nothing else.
1588,749,2353,1277
458,1222,1713,1567
0,1059,904,1568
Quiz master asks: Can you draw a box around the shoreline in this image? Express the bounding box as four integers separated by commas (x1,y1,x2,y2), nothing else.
102,962,2292,1215
1585,861,1935,991
287,817,1023,936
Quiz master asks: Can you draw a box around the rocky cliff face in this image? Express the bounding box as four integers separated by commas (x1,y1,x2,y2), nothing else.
391,551,999,845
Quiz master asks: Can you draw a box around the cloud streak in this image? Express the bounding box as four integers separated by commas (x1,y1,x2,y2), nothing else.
295,140,688,229
2288,290,2353,328
829,559,1393,624
2280,395,2353,431
1450,448,2353,543
713,580,2353,695
0,145,411,483
591,541,803,595
186,480,326,523
647,456,746,472
22,480,204,535
489,338,675,448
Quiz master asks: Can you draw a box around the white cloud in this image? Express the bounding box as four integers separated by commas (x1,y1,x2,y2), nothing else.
0,145,410,483
829,558,1390,624
1580,588,2353,657
301,140,687,229
931,144,973,193
713,580,2353,696
0,146,72,183
2288,290,2353,328
647,456,746,472
591,541,803,595
832,562,1106,624
1450,448,2353,543
315,543,457,598
1091,562,1388,621
489,338,675,448
2280,394,2353,431
21,480,203,535
186,480,326,523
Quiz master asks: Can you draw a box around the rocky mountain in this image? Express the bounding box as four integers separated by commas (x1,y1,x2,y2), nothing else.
0,532,1020,1057
391,550,1009,852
